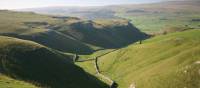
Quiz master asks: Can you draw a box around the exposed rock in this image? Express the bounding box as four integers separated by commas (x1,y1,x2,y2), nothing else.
195,61,200,64
129,83,136,88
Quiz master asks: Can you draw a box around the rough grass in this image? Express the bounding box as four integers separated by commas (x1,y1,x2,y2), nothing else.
0,10,61,34
0,36,108,88
98,30,200,88
0,11,51,35
0,74,37,88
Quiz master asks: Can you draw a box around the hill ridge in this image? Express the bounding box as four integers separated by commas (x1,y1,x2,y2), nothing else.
0,35,109,88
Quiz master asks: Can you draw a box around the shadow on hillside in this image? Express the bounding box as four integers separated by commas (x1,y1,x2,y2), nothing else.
0,47,109,88
0,33,94,55
68,21,150,49
0,21,149,55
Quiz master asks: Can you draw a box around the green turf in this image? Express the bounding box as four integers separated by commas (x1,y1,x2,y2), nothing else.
97,30,200,88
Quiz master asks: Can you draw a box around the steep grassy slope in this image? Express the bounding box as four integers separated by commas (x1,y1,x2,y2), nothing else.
2,30,93,54
98,30,200,88
0,11,92,53
59,19,148,49
0,36,108,88
0,74,37,88
0,10,93,54
0,10,148,54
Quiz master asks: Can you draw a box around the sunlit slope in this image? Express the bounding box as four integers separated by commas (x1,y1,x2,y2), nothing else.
0,10,148,54
116,0,200,33
0,36,108,88
99,30,200,88
0,10,93,54
0,74,37,88
20,0,200,34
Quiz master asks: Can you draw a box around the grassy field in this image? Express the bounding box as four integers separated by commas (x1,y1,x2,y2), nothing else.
0,10,61,34
115,1,200,34
117,13,200,34
95,30,200,88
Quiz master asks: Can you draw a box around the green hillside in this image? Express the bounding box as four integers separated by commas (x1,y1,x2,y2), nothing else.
115,1,200,34
2,30,93,54
22,1,200,34
0,74,37,88
59,19,148,49
97,30,200,88
0,10,93,54
0,36,108,88
0,10,148,54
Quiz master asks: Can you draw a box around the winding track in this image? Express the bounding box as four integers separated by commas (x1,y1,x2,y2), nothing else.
75,49,118,88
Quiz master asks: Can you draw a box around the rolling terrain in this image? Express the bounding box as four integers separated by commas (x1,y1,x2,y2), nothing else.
59,19,148,49
0,10,148,54
21,0,200,34
96,30,200,88
0,10,147,88
0,10,93,54
0,0,199,88
0,36,108,88
116,0,200,33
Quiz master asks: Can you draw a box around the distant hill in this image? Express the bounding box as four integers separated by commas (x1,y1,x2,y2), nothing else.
98,30,200,88
115,0,200,33
0,36,108,88
19,6,117,19
0,10,93,54
0,10,148,54
19,0,200,19
58,19,148,49
19,0,200,33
